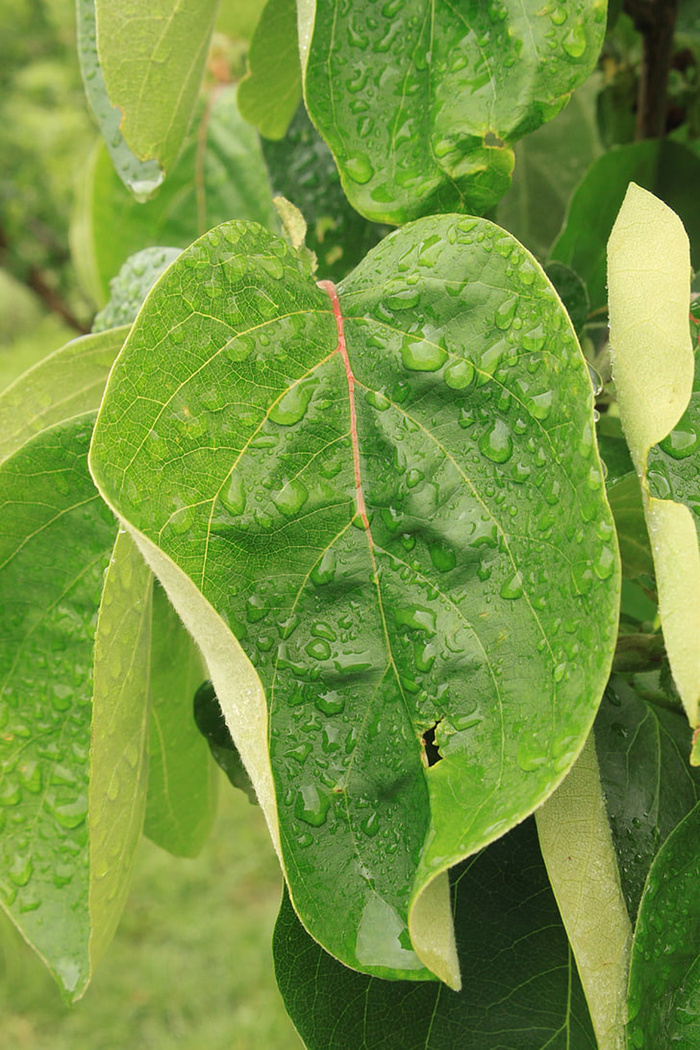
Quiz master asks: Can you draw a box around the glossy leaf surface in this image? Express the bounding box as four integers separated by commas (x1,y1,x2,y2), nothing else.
94,0,219,180
0,416,116,998
596,677,700,920
76,0,162,199
72,86,276,306
627,801,700,1047
90,215,619,981
92,249,181,333
299,0,607,223
237,0,301,140
551,140,700,311
0,327,128,464
144,584,219,857
275,818,596,1050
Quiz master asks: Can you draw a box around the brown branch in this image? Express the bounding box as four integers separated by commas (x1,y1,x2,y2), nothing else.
624,0,681,139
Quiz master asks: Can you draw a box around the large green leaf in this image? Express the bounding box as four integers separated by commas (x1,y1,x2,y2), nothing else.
551,140,700,311
262,105,388,283
0,416,114,997
144,583,218,858
90,216,619,983
298,0,607,224
94,0,219,181
71,86,276,307
274,818,596,1050
237,0,301,140
595,676,700,920
0,328,128,464
76,0,163,199
627,801,700,1046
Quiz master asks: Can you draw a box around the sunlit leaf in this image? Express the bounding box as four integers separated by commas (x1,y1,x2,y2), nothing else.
237,0,301,140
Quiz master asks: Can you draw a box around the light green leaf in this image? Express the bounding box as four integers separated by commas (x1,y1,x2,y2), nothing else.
92,249,181,333
536,735,632,1050
90,216,619,984
0,327,128,464
144,583,218,858
299,0,607,223
627,801,700,1046
88,527,152,968
94,0,219,181
275,818,597,1050
0,415,116,998
607,183,700,750
76,0,163,199
607,474,654,580
237,0,301,140
216,0,267,40
71,86,276,307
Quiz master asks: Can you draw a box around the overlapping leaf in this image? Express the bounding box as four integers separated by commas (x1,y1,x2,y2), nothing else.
237,0,301,140
299,0,607,223
92,249,182,333
274,818,597,1050
90,214,619,983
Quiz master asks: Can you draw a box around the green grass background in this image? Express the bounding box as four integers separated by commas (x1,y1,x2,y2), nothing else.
0,784,303,1050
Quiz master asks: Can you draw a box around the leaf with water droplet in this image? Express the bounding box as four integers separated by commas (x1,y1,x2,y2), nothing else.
90,214,619,986
298,0,606,223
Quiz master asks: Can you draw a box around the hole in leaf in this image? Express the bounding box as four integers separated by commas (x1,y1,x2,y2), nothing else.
421,721,443,767
483,131,505,148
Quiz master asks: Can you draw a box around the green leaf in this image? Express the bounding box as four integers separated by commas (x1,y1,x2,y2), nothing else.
92,248,181,333
216,0,268,40
627,800,700,1046
193,680,257,805
262,105,388,282
551,140,700,312
144,584,219,858
90,215,619,984
497,74,603,261
597,415,634,487
274,817,597,1050
0,415,116,998
71,86,277,306
0,327,128,464
608,183,700,748
607,474,654,580
545,261,590,335
94,0,219,182
88,527,152,968
536,735,632,1050
299,0,607,223
595,676,700,920
76,0,163,200
237,0,301,140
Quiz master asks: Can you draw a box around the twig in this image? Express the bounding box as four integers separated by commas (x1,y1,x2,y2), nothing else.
624,0,681,139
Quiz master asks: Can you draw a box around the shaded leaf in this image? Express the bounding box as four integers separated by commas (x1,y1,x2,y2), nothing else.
76,0,162,199
193,679,257,805
90,215,619,983
627,801,700,1046
0,327,128,464
552,140,700,311
597,415,634,487
536,735,632,1050
595,676,700,921
72,86,276,306
144,585,219,857
274,817,597,1050
545,261,590,335
237,0,301,140
262,105,388,282
607,474,654,580
300,0,607,223
94,0,219,181
92,248,181,333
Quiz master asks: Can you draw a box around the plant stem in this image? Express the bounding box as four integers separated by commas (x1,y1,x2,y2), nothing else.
624,0,681,139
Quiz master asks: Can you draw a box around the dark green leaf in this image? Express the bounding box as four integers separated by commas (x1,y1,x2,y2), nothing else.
144,585,220,857
545,261,590,335
262,105,389,282
193,680,257,805
595,676,700,920
551,140,700,311
274,818,596,1050
90,215,619,982
597,414,634,486
627,801,700,1046
607,474,655,580
237,0,301,140
300,0,607,223
92,248,181,333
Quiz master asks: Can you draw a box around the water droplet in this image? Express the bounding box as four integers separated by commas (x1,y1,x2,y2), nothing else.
316,691,345,715
401,335,447,372
294,784,331,827
659,421,699,460
306,638,331,661
562,23,587,57
394,606,437,635
9,854,33,887
550,5,567,24
500,571,524,600
527,390,553,420
444,359,474,389
246,594,268,622
270,379,317,425
345,153,375,184
273,478,309,518
221,474,246,516
517,737,547,772
429,545,456,572
311,549,337,586
479,420,513,463
495,296,517,330
49,795,88,830
361,811,380,837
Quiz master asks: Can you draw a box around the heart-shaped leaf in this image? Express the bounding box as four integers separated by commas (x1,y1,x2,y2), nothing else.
90,215,619,983
298,0,607,223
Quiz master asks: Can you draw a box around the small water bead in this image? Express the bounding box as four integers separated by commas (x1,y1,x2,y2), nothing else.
306,638,331,661
273,478,309,518
269,380,317,426
394,606,437,635
401,335,447,372
444,359,474,389
659,420,699,459
499,571,524,600
562,23,587,58
479,420,513,464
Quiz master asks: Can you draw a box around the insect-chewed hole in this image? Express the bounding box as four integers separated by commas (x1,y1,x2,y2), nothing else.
483,131,505,148
421,721,443,768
